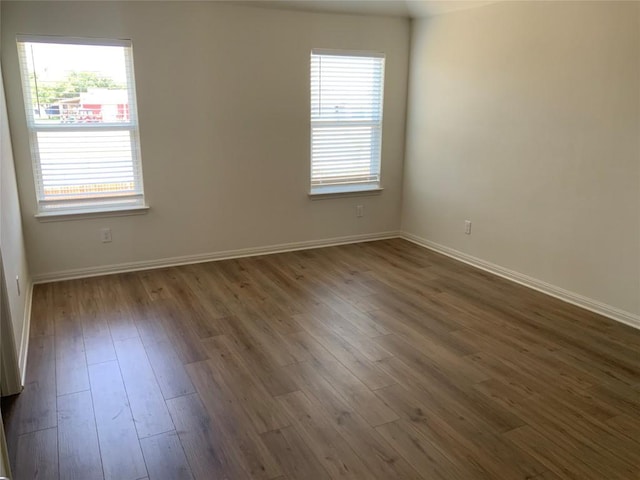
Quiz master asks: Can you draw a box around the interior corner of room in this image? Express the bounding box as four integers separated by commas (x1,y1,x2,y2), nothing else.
0,0,638,402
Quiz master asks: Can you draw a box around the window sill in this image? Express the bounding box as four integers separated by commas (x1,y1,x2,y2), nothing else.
308,186,383,200
35,205,150,222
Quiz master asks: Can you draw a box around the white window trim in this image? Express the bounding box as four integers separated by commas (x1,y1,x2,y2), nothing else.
17,35,147,218
309,49,385,197
35,204,149,222
311,48,385,59
308,186,384,200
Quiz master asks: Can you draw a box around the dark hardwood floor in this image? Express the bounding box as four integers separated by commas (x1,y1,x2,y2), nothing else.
2,238,639,479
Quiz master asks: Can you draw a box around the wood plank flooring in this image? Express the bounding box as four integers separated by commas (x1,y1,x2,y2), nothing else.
2,238,639,479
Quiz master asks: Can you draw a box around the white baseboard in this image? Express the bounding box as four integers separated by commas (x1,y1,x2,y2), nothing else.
29,230,639,332
32,231,401,284
401,232,640,330
19,280,33,386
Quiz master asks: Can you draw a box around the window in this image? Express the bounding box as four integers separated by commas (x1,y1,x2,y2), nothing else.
17,36,146,216
310,50,385,195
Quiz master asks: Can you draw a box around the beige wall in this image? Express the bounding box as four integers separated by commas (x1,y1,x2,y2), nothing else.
3,0,638,324
0,3,31,377
403,1,640,317
1,1,410,278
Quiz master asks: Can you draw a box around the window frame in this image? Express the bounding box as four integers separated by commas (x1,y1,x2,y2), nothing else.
309,49,385,198
16,35,147,218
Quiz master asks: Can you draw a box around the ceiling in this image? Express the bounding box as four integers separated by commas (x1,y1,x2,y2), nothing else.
237,0,499,18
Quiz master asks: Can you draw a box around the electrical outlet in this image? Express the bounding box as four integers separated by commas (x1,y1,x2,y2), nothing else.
465,220,472,235
356,205,364,218
100,228,112,243
16,275,20,296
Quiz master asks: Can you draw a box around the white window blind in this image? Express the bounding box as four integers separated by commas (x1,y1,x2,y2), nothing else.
310,50,385,194
17,35,145,214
